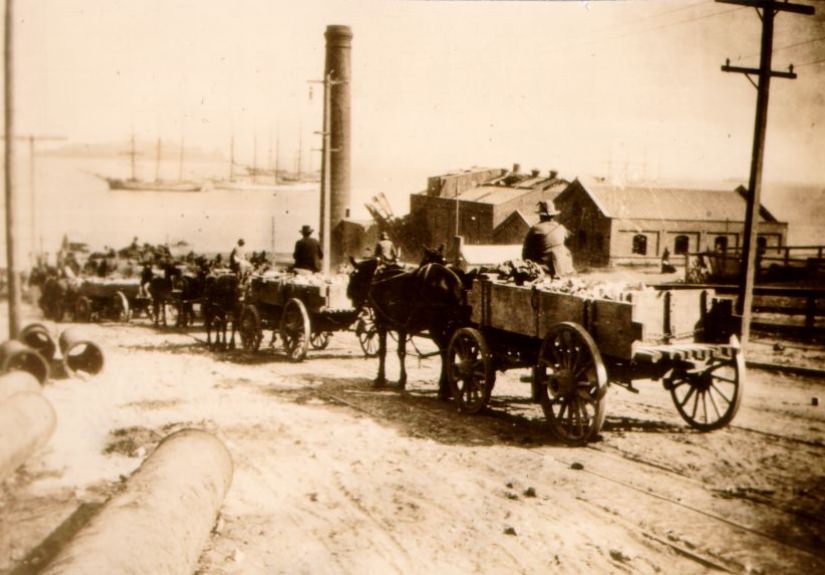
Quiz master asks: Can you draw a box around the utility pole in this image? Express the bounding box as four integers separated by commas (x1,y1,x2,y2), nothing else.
310,72,343,276
10,134,65,265
718,0,814,344
4,0,20,338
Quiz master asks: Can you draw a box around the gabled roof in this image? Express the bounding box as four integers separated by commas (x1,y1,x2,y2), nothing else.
560,178,781,223
495,209,539,231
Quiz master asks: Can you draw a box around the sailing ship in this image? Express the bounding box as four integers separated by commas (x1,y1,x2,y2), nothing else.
209,132,319,192
104,134,203,192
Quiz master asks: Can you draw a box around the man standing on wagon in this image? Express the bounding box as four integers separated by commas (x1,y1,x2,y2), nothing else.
522,201,575,277
293,225,323,273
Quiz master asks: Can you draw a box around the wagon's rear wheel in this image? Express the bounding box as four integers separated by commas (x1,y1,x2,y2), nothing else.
446,327,495,414
355,308,379,357
74,296,92,323
310,331,331,350
112,291,130,323
536,322,608,445
280,298,310,362
239,304,263,353
666,336,744,431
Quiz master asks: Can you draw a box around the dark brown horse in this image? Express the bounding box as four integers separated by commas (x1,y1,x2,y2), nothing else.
347,258,467,396
203,272,241,350
148,263,182,326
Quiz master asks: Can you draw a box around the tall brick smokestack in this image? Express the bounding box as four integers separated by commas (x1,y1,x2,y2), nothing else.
324,25,352,266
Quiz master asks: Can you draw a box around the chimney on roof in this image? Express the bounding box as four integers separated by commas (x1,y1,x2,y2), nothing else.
531,169,540,177
512,163,521,174
549,170,558,180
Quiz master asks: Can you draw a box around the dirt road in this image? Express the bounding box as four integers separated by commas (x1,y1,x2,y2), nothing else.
1,309,824,574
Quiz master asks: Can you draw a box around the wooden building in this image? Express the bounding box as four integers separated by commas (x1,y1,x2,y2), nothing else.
410,165,567,250
553,178,788,267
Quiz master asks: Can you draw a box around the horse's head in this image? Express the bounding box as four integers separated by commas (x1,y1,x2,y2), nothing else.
346,257,379,309
420,245,447,266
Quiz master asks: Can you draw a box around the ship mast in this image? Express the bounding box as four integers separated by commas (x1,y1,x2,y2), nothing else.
155,137,161,182
178,134,184,181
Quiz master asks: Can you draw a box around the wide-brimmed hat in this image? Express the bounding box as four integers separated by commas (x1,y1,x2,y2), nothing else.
536,201,560,217
300,225,314,235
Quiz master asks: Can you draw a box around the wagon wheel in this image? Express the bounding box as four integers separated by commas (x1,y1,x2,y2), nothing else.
239,304,263,353
280,298,310,362
666,336,744,431
536,322,608,445
73,296,92,323
446,327,495,414
355,308,379,357
111,291,130,323
310,331,331,350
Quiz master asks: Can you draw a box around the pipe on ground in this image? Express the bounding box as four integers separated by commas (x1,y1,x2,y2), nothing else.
58,328,104,378
0,371,41,402
0,391,57,481
0,339,50,383
19,322,57,361
41,429,233,575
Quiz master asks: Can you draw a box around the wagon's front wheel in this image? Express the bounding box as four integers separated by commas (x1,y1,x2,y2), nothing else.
356,308,379,357
310,331,331,350
536,322,608,445
446,327,495,414
666,336,744,431
112,291,130,323
280,298,310,362
239,304,263,353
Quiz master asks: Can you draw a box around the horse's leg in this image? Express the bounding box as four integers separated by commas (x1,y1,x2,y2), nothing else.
374,327,387,387
397,330,407,390
437,345,451,400
229,310,237,350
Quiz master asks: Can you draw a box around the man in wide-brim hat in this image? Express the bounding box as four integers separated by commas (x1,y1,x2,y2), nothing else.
521,200,575,277
293,224,323,273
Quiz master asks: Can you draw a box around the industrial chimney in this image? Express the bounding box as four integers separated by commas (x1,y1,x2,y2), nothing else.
323,25,352,266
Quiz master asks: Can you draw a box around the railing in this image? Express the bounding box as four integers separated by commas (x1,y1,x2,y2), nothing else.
684,247,825,284
656,283,825,336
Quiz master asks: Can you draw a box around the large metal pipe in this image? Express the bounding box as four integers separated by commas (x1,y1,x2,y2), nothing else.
19,322,57,361
41,429,233,575
324,24,352,266
58,328,104,378
0,391,57,481
0,339,50,384
0,371,40,402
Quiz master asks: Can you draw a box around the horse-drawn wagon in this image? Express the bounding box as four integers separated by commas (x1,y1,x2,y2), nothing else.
445,275,744,444
238,271,376,361
71,277,150,323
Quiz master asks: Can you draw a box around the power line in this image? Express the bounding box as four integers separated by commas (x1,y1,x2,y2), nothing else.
798,55,825,66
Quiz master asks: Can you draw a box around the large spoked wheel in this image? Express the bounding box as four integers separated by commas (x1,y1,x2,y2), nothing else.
239,304,263,353
310,331,331,350
111,291,130,323
666,336,744,431
280,298,310,362
446,327,495,414
355,308,379,357
74,296,92,323
536,322,608,445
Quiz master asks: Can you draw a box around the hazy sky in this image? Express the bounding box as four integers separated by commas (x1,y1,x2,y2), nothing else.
8,0,825,210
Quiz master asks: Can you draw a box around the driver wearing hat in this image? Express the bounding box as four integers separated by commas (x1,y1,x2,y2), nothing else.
521,201,574,277
293,224,323,273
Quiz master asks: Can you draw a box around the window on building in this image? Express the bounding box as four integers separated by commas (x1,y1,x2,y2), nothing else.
578,229,587,248
632,234,647,255
674,235,689,255
714,236,728,252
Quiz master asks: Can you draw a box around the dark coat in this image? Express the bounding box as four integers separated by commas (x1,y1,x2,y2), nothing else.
294,236,323,272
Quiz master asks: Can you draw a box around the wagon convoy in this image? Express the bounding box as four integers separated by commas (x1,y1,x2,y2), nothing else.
30,250,746,445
